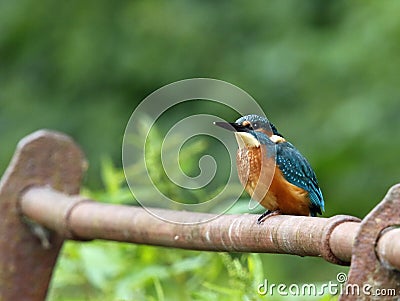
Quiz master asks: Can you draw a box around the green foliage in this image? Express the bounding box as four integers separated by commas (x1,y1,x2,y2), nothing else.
0,0,399,217
120,115,245,213
1,0,400,214
49,240,267,301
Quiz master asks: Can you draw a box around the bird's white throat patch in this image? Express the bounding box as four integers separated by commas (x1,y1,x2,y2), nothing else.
270,134,286,143
234,132,260,148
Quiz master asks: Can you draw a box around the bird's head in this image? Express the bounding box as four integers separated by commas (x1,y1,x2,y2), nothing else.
214,114,285,149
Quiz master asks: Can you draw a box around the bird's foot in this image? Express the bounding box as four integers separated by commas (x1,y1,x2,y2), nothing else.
257,210,281,224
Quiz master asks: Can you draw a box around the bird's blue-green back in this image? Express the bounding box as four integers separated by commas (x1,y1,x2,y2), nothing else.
275,141,324,216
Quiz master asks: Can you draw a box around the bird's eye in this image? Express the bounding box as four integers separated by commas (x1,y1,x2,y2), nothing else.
252,123,259,129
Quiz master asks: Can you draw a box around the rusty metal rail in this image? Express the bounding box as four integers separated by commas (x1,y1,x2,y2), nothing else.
21,186,361,262
19,185,400,270
1,130,400,301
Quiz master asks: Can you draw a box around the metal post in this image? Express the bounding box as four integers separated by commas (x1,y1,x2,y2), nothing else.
339,184,400,301
0,130,86,301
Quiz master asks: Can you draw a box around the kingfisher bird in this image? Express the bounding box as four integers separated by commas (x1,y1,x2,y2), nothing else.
214,114,324,223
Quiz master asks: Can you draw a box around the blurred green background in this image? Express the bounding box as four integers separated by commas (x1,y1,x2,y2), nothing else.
1,1,400,300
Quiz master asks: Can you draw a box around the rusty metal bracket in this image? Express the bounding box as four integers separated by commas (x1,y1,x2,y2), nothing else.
320,215,361,266
340,184,400,301
0,130,86,301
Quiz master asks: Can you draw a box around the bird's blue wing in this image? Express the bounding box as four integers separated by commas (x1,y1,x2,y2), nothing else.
275,142,324,216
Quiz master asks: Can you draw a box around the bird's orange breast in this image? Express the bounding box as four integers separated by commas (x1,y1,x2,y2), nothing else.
236,146,311,216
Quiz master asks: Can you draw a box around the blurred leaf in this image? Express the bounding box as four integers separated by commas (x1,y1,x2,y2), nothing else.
78,245,121,290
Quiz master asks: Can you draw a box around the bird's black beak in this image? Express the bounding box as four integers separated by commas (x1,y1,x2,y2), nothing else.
213,122,249,132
